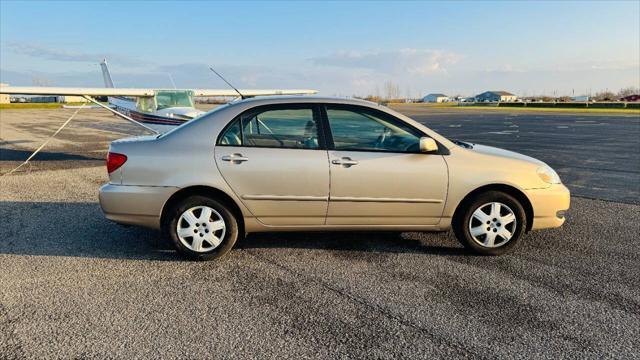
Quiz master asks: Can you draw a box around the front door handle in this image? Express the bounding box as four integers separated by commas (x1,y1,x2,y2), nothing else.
331,157,358,167
221,153,249,164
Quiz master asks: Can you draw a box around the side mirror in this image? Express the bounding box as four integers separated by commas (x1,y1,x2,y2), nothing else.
419,137,438,153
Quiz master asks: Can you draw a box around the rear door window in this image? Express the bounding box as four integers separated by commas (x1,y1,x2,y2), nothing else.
218,106,321,149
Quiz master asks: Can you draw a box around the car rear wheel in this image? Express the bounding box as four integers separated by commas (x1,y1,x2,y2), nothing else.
164,195,239,260
453,191,527,255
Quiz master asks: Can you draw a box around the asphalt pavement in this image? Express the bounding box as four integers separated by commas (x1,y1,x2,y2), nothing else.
395,106,640,204
1,107,639,358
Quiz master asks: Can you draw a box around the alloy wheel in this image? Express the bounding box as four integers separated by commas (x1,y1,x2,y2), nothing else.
176,206,226,252
468,202,517,248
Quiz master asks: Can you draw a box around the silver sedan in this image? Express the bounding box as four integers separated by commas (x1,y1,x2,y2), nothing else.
99,96,570,260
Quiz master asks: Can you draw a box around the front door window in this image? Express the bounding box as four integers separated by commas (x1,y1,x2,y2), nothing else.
326,107,422,153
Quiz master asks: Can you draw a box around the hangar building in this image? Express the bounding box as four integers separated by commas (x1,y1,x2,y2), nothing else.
475,91,517,102
0,83,9,104
422,93,449,103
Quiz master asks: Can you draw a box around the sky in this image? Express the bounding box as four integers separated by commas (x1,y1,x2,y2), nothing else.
1,0,639,97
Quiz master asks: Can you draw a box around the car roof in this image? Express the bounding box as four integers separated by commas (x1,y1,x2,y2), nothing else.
228,95,382,108
172,94,456,152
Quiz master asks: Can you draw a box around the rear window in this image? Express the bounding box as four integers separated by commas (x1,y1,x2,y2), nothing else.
218,107,320,149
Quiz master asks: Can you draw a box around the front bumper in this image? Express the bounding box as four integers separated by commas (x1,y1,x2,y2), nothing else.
99,183,178,229
525,183,571,230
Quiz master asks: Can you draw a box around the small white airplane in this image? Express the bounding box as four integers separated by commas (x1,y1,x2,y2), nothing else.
0,60,318,133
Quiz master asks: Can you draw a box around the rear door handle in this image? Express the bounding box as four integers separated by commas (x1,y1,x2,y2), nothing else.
221,153,249,163
332,157,358,167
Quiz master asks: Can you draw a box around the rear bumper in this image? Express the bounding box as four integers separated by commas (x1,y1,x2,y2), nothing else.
99,183,178,229
525,184,571,230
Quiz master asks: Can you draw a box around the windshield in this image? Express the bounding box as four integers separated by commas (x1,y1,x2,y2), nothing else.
155,90,194,109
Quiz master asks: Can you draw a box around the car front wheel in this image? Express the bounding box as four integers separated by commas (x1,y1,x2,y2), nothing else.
164,195,239,260
453,191,527,255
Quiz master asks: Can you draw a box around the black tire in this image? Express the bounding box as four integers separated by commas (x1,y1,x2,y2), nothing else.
452,191,527,255
163,195,239,261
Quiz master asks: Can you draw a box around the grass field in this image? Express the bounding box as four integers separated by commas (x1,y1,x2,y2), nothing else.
390,102,640,115
2,101,638,115
0,102,98,109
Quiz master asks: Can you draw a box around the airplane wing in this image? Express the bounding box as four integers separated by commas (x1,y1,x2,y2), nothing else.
0,86,317,97
193,89,318,97
0,86,155,97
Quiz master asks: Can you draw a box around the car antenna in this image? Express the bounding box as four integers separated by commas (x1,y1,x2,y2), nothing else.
209,67,245,100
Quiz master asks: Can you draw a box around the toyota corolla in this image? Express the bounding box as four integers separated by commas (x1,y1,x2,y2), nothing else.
99,96,570,260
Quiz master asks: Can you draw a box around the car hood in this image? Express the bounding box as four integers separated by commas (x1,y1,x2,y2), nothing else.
470,144,545,166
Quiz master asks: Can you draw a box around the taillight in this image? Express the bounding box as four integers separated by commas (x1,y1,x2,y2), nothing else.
107,152,127,173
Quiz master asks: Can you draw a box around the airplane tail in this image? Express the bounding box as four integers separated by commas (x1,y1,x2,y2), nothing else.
100,59,115,88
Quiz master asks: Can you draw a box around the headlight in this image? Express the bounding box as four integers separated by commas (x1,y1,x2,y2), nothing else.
537,165,561,184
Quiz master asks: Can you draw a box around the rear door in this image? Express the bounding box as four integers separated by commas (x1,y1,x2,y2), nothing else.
323,105,448,225
215,104,330,226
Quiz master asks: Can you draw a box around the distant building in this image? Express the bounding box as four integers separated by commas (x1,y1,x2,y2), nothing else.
475,91,517,102
620,94,640,102
0,83,9,104
59,96,90,103
27,95,90,103
422,93,449,103
571,95,590,102
30,96,59,103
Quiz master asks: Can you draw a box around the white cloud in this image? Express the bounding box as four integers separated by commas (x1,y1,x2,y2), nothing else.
310,48,462,76
482,59,639,74
1,46,638,97
6,43,147,66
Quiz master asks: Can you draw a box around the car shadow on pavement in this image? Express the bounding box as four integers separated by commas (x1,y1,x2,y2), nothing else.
0,147,100,161
238,232,466,256
0,201,179,261
0,201,466,261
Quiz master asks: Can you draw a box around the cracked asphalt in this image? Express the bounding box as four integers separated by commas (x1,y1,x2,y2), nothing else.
1,107,639,358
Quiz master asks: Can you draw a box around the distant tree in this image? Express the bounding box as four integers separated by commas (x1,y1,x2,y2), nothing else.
383,81,400,100
617,87,640,98
556,96,571,102
594,91,616,101
405,86,412,101
363,95,383,103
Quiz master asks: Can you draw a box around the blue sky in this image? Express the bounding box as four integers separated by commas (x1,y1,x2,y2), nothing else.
1,1,638,97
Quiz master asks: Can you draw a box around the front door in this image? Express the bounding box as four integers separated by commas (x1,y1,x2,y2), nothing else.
324,105,448,225
215,104,329,226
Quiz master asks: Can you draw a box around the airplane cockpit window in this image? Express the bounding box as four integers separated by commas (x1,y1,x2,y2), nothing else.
136,96,156,112
155,90,194,110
